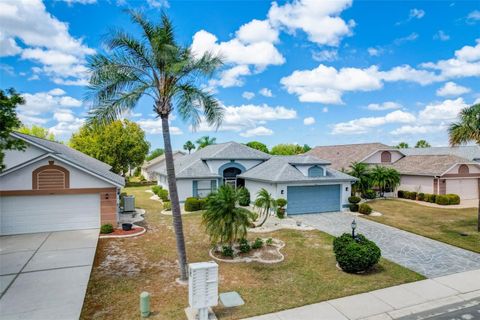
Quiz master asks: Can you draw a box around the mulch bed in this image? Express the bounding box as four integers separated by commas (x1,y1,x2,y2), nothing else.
100,227,146,238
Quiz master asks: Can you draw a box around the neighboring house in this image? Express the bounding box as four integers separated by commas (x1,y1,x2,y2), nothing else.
155,142,357,215
307,143,480,201
141,151,185,181
0,132,125,235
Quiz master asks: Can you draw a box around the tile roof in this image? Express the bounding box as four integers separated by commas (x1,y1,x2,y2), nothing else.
12,132,124,186
401,146,480,161
382,155,475,176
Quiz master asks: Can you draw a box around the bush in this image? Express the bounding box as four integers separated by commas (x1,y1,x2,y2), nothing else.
409,192,417,200
349,203,359,212
397,190,405,198
266,238,273,246
446,194,460,205
348,196,361,204
151,185,162,195
222,245,234,258
424,193,436,203
158,189,169,202
333,233,381,273
100,224,114,234
363,189,376,200
435,195,449,205
417,193,425,201
239,238,251,253
359,203,372,215
185,197,200,211
197,198,206,210
238,187,251,206
252,238,263,249
276,198,287,208
163,201,171,211
276,208,285,219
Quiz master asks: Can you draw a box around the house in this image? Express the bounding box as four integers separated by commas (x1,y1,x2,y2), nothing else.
0,132,125,235
307,143,480,201
141,151,185,181
155,142,357,214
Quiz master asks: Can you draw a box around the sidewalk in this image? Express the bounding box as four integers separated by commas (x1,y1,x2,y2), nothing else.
244,268,480,320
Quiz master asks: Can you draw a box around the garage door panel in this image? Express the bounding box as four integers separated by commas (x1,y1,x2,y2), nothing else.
287,185,340,215
446,179,478,200
1,194,100,235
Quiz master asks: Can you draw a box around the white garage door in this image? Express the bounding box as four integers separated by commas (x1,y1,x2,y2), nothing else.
0,194,100,235
446,179,478,200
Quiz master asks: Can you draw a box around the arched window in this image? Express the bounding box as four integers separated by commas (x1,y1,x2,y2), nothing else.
308,165,324,177
381,151,392,163
32,161,70,190
458,164,469,175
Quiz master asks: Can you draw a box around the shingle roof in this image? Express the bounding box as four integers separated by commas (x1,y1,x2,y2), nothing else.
238,155,357,183
142,151,185,170
306,143,392,170
382,155,475,176
401,146,480,161
201,142,271,160
12,132,124,186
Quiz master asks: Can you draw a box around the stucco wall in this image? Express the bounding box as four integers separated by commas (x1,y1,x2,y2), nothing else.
3,144,46,170
445,163,480,174
159,178,193,202
295,165,327,177
399,175,434,193
206,159,263,174
244,180,277,200
364,150,404,164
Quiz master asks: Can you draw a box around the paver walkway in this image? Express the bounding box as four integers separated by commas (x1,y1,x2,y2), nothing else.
245,268,480,320
296,212,480,278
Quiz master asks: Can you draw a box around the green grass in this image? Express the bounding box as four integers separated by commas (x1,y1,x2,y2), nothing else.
367,199,480,253
81,187,424,320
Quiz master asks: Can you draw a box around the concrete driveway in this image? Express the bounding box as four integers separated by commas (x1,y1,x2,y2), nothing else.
0,229,99,320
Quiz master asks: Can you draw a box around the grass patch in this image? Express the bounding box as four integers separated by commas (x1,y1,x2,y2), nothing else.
81,187,423,320
367,199,480,254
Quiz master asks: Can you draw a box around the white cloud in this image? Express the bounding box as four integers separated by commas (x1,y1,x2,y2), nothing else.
0,31,21,56
137,118,183,135
49,116,84,138
236,19,279,44
391,124,446,135
303,117,315,125
434,30,450,41
48,88,66,96
393,32,418,45
268,0,355,46
240,126,273,137
322,107,328,113
212,65,251,88
466,10,480,24
331,110,415,135
409,8,425,19
367,47,381,57
312,49,338,62
242,91,255,100
146,0,169,8
53,109,76,122
60,0,97,4
419,98,468,122
436,82,471,97
19,90,82,116
259,88,273,97
367,102,403,111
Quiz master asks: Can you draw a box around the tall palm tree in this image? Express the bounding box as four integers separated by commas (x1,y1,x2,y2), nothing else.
370,165,389,197
254,188,277,227
348,162,371,195
183,140,195,154
196,135,216,149
86,11,224,280
384,168,400,195
449,103,480,232
415,140,431,148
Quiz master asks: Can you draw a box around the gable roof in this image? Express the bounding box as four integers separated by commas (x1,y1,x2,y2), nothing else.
10,132,124,186
401,146,480,161
142,151,185,170
382,155,476,176
306,143,392,171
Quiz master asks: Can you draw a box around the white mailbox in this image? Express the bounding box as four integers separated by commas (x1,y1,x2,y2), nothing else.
188,261,218,316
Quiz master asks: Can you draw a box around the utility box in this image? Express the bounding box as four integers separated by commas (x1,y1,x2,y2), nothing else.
188,261,218,319
123,195,135,212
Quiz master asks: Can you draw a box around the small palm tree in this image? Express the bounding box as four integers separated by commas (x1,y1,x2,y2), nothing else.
202,185,252,246
254,188,277,227
196,136,216,149
384,168,400,195
348,162,371,195
415,140,431,148
449,103,480,232
370,165,389,197
183,140,195,154
86,11,224,280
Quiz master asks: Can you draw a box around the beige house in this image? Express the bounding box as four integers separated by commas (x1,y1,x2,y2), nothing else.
141,151,185,181
307,143,480,201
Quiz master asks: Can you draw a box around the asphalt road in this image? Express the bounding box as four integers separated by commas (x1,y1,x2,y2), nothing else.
400,299,480,320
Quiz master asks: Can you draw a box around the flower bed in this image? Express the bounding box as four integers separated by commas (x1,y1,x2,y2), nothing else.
209,238,285,264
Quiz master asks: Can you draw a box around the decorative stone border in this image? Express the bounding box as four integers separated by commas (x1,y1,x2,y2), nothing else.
209,238,285,264
99,225,146,239
249,217,315,233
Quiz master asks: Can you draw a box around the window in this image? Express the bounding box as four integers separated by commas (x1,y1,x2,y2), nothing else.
32,161,69,190
381,151,391,163
194,180,216,198
458,164,469,175
308,165,324,177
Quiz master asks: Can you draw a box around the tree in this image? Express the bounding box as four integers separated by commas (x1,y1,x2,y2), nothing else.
254,188,277,227
0,88,25,171
302,144,312,153
348,162,371,195
183,140,195,154
70,120,150,175
146,148,164,161
18,125,55,141
415,140,431,148
449,103,480,232
202,185,252,246
270,143,304,155
196,136,216,149
395,142,409,149
370,166,400,197
246,141,269,153
86,11,223,280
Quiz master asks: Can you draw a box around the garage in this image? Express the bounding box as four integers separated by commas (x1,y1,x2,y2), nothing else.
287,184,341,215
0,194,101,235
446,179,479,200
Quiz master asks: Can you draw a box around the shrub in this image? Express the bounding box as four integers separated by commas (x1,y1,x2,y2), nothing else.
446,194,460,205
222,245,234,258
238,187,251,206
397,190,405,198
163,201,171,211
435,195,449,205
151,185,162,195
333,233,381,273
197,198,206,210
403,191,411,199
359,203,372,215
425,193,436,203
252,238,263,249
349,204,359,212
276,198,287,208
266,238,273,246
409,192,417,200
348,196,361,204
417,193,425,201
239,238,251,253
139,175,146,182
276,208,285,219
185,197,200,211
100,224,114,234
363,189,376,200
158,189,169,202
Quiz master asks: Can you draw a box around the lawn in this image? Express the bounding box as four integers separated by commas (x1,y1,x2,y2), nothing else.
81,186,423,320
367,199,480,254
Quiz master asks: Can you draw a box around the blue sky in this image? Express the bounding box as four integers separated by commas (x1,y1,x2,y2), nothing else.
1,0,479,151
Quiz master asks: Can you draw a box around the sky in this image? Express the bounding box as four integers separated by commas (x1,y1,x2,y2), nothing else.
1,0,479,151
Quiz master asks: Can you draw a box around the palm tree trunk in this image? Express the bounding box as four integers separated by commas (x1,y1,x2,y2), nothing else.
161,116,188,280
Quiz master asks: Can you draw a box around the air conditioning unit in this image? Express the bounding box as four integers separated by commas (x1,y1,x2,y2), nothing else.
123,195,135,212
188,261,218,320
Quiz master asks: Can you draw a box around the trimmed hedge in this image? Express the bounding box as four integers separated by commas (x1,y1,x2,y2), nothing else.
185,197,206,211
446,194,460,205
126,181,157,187
348,196,361,204
359,203,372,215
435,195,449,205
363,190,376,200
333,233,381,273
398,189,460,205
238,187,251,206
397,190,404,198
163,201,171,211
417,193,425,201
349,203,359,212
100,224,114,234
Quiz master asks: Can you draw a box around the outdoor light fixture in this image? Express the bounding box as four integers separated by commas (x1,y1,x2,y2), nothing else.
351,219,357,239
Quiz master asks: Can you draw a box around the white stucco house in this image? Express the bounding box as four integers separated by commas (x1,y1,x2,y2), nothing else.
0,132,125,235
155,142,357,214
307,143,480,201
141,151,185,181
